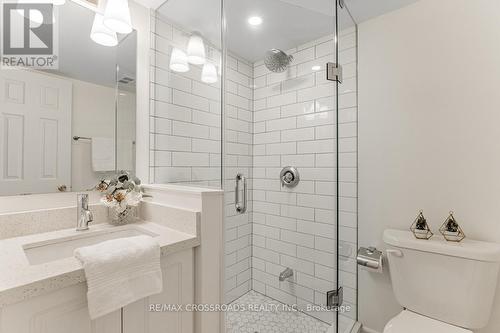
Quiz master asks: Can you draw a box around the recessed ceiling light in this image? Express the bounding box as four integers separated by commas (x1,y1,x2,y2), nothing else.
312,65,321,71
248,16,263,26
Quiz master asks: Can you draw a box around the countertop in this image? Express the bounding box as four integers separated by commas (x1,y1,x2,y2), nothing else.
0,221,200,306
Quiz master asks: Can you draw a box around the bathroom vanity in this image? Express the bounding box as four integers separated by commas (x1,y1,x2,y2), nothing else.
0,225,196,333
0,185,224,333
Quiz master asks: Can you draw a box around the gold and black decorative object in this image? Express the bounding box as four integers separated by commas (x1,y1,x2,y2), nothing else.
439,211,465,242
410,210,433,240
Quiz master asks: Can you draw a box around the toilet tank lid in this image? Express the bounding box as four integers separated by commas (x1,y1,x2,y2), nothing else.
383,229,500,262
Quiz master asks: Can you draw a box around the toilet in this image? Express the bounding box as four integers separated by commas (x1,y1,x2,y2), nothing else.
383,229,500,333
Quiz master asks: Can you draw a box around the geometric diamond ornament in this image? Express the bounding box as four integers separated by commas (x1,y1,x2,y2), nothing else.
439,211,466,242
410,210,433,240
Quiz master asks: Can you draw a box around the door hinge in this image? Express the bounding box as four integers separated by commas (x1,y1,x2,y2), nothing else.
326,62,343,83
327,287,343,309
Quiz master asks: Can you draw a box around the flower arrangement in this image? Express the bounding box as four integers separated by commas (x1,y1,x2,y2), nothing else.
95,172,143,224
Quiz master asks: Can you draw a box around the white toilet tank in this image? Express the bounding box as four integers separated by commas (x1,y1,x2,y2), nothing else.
384,229,500,330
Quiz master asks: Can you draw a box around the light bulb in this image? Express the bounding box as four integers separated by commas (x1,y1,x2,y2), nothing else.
169,48,189,73
201,63,218,84
103,0,132,34
187,34,206,65
248,16,263,26
90,13,118,47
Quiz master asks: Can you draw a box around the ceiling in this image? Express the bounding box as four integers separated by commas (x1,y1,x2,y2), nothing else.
156,0,420,62
344,0,420,23
43,0,136,88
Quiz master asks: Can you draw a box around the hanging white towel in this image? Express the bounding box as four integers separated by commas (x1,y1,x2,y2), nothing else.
91,137,115,172
74,235,163,320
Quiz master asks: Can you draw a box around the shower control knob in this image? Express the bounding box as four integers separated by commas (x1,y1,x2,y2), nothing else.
280,166,300,188
284,172,294,183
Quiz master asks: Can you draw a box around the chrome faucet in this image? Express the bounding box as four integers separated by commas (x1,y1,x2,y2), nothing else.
279,267,294,281
76,193,93,231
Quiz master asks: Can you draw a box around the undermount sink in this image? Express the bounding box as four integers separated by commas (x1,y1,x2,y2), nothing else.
23,226,158,265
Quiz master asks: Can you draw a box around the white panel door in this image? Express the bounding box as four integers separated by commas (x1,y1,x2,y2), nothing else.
0,70,72,195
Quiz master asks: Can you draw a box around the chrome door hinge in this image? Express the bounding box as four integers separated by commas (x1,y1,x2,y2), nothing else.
326,287,343,309
326,62,343,83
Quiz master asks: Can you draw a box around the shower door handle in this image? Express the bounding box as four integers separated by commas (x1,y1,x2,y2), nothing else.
235,173,247,214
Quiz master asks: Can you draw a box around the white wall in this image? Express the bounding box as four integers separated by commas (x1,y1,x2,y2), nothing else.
71,79,137,191
358,1,500,332
71,79,115,138
71,78,116,191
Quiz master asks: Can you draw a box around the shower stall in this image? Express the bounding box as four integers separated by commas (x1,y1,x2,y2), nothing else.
150,0,358,331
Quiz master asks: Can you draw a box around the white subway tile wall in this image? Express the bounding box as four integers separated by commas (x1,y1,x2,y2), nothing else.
150,12,254,304
249,28,357,325
224,52,254,302
150,13,223,188
150,11,357,324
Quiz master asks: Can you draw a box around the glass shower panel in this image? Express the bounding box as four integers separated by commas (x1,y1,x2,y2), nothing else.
337,3,358,332
224,0,342,332
150,0,223,188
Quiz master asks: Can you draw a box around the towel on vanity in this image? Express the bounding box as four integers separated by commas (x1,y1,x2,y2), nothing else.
74,235,163,320
91,137,115,172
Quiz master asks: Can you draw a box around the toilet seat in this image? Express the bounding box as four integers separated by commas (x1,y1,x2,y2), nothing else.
383,310,472,333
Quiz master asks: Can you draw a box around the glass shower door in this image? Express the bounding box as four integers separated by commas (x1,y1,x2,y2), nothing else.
223,0,354,332
150,0,223,188
336,1,358,332
149,0,358,331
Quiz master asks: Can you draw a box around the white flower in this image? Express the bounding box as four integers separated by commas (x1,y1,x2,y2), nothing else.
99,186,142,216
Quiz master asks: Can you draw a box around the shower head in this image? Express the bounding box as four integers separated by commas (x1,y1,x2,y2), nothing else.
264,49,294,73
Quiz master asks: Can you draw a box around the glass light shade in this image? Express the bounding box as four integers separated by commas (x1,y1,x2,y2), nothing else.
187,34,206,65
169,48,189,73
201,63,218,84
103,0,132,34
90,13,118,47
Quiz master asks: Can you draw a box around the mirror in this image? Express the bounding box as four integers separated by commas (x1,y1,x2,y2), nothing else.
0,0,137,196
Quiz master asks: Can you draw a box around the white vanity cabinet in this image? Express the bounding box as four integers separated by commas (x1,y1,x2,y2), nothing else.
0,283,121,333
0,249,194,333
123,249,194,333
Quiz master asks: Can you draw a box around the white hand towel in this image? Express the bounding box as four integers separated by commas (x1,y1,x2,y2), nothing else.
91,137,115,172
74,235,163,320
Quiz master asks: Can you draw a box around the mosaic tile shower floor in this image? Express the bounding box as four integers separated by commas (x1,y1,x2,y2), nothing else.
226,291,331,333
